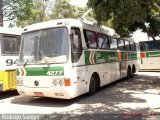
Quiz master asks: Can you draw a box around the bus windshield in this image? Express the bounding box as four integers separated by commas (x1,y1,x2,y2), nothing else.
140,41,160,51
19,27,69,65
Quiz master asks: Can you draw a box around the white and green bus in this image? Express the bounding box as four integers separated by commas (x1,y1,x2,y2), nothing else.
140,40,160,71
0,27,21,92
16,19,139,99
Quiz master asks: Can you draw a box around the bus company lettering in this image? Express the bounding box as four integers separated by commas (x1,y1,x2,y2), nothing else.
95,52,106,64
148,53,160,57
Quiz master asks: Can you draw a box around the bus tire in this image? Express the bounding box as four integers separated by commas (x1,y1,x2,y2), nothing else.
132,65,136,76
127,66,132,79
87,74,98,96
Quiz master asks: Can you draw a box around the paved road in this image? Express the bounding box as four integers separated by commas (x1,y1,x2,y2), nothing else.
0,72,160,119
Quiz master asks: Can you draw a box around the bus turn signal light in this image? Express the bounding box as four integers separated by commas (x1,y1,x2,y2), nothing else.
64,78,71,86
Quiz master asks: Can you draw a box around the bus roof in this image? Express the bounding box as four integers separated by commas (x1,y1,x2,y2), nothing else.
22,19,113,36
22,19,83,33
122,37,136,42
0,27,21,35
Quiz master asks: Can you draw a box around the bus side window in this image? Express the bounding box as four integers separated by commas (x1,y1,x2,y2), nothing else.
2,35,20,54
97,33,110,49
156,41,160,50
139,43,146,51
147,41,158,51
110,37,117,50
130,42,135,51
125,40,130,51
71,27,82,63
84,30,97,48
118,39,125,51
135,43,140,51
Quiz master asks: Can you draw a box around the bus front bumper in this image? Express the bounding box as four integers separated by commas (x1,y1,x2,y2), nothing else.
16,86,77,99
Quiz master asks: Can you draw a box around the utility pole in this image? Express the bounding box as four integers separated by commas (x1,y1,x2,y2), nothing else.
0,0,3,26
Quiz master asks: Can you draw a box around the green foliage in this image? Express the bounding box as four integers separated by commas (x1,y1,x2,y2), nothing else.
3,0,18,26
50,0,86,19
88,0,160,39
50,0,76,19
13,0,50,27
3,0,87,27
3,0,37,27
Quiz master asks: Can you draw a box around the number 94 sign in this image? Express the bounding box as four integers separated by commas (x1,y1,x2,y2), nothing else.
6,59,18,66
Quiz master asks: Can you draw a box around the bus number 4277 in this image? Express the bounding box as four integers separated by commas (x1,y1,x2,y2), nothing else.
46,71,63,76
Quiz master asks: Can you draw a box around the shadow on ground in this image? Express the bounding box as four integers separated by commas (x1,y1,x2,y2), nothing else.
0,90,19,100
65,74,160,114
40,74,160,119
10,73,160,119
11,95,82,107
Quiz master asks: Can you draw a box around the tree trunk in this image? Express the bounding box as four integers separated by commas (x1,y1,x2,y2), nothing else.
0,0,3,26
151,35,156,41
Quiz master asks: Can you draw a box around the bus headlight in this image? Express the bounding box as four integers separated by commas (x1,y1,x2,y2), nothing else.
53,80,58,86
17,78,23,86
59,79,64,86
52,79,64,86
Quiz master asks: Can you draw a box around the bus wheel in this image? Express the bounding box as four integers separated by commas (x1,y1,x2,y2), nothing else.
127,66,132,79
132,65,136,76
87,74,98,96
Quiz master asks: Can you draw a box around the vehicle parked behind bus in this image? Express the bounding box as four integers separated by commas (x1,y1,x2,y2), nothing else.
0,27,21,92
16,19,139,99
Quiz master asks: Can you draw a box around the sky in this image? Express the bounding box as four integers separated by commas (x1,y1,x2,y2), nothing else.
131,30,148,41
70,0,88,7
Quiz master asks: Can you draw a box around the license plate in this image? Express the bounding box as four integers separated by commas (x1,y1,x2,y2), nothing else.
34,92,44,96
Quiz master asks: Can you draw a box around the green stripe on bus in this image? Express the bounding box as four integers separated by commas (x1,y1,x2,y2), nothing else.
26,67,64,76
85,51,138,65
129,53,139,59
85,51,117,65
146,51,160,58
17,66,64,76
16,69,20,76
84,51,91,65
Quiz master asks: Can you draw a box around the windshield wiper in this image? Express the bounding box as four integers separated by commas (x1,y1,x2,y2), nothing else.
23,52,34,67
39,50,50,66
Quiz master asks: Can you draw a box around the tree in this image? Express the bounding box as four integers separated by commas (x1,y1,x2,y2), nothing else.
3,0,20,27
88,0,160,40
50,0,86,19
0,0,3,26
2,0,50,27
3,0,87,27
12,0,50,27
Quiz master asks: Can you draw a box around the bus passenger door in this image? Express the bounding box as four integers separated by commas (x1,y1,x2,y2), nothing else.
119,61,127,78
71,27,87,95
119,51,127,78
74,66,87,95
